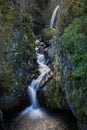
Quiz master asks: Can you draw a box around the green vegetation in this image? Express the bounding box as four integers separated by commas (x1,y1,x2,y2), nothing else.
62,16,87,122
55,0,87,123
71,87,87,122
58,0,87,33
44,54,66,109
0,0,87,126
42,28,56,42
62,16,87,79
0,0,36,101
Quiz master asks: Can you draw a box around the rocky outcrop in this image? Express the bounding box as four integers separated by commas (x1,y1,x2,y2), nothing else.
0,0,37,118
37,42,69,110
56,1,87,129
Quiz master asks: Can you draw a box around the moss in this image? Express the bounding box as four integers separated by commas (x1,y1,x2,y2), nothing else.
45,78,59,108
42,28,56,42
57,0,87,34
0,0,37,112
62,16,87,122
57,1,87,122
43,54,67,109
70,87,87,122
45,78,67,109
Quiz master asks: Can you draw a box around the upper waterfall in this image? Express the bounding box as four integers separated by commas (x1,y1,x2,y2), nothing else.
50,5,59,28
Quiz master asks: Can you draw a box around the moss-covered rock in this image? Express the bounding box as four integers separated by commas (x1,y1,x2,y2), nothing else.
42,28,56,45
38,54,68,110
0,0,37,115
55,0,87,127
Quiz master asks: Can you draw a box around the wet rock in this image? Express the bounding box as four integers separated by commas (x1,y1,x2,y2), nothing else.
0,88,29,114
44,48,53,69
0,0,38,118
35,40,46,54
6,109,78,130
39,71,53,88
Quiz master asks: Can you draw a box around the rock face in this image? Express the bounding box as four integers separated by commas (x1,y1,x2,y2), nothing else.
0,0,37,119
56,1,87,128
37,40,69,110
17,0,52,34
38,0,87,129
50,0,87,129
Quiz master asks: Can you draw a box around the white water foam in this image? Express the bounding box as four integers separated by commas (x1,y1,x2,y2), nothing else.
21,40,50,119
50,5,59,28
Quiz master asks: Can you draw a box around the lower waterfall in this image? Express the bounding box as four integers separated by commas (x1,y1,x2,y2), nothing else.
21,39,50,118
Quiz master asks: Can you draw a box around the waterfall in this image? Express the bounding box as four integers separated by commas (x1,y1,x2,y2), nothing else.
28,52,50,109
50,5,59,28
21,40,50,115
28,86,38,109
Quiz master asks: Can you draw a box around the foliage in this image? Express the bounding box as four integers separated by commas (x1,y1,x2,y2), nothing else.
62,16,87,122
71,0,87,16
42,28,56,42
71,87,87,122
0,0,36,97
62,16,87,79
58,0,87,33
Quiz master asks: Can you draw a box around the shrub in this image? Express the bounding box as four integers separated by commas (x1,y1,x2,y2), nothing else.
62,16,87,122
42,28,56,42
62,16,87,79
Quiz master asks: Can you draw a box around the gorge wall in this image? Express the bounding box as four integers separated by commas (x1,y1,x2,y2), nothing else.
0,0,37,125
38,0,87,130
56,0,87,128
17,0,52,34
0,0,87,130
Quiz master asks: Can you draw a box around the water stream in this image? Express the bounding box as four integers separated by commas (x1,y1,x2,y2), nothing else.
50,5,59,28
21,40,50,117
6,40,78,130
6,7,79,129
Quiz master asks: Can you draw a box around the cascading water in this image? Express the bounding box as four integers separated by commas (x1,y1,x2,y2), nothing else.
28,86,38,109
28,52,50,109
21,40,50,117
9,8,79,130
50,5,59,28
